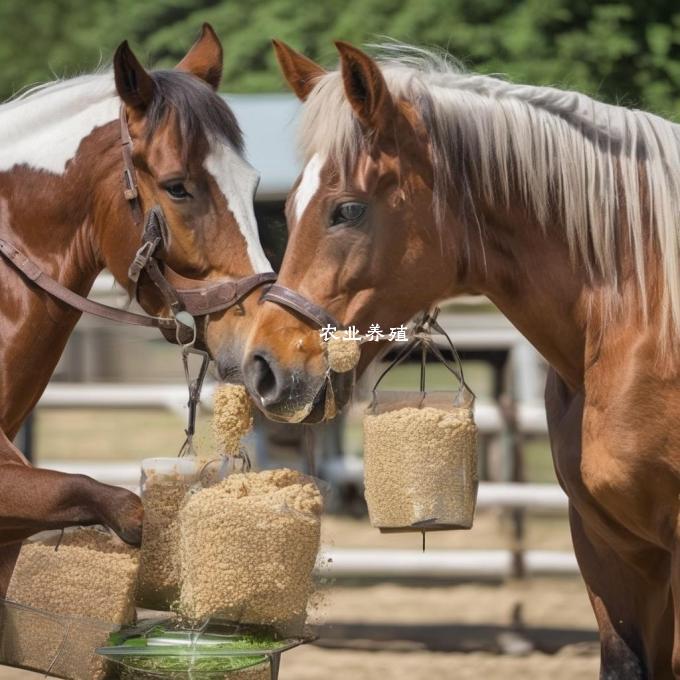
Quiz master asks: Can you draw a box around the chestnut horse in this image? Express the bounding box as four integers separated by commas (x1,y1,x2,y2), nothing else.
244,41,680,678
0,25,273,593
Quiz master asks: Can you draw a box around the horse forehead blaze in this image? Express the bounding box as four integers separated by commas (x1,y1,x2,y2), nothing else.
293,153,325,222
203,140,271,274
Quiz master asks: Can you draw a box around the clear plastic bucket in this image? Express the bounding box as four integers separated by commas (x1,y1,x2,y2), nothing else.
362,310,479,532
137,457,203,610
178,469,323,637
364,389,478,531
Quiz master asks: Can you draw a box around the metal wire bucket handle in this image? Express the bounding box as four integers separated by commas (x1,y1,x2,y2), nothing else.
370,307,473,406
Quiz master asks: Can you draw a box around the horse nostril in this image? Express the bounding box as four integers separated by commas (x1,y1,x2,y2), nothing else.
250,352,281,406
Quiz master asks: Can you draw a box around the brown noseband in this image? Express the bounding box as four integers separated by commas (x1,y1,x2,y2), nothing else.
0,104,276,345
261,284,340,329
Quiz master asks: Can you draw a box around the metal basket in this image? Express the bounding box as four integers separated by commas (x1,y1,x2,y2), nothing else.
0,598,118,680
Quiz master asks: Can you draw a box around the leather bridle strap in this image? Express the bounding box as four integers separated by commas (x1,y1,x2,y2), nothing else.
0,237,176,329
120,104,143,226
0,237,276,326
168,268,277,316
262,284,340,329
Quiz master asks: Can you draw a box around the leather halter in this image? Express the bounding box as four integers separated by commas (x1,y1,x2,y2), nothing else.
0,104,276,339
262,284,340,329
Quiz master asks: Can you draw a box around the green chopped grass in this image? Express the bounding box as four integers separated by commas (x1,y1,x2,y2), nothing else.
122,654,266,672
102,628,288,674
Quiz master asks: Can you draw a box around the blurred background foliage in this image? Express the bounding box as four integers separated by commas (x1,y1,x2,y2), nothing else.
0,0,679,117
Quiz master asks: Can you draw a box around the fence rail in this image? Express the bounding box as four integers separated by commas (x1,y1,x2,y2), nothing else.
38,383,549,435
33,382,575,583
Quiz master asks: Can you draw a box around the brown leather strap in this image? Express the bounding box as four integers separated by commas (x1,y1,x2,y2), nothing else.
262,283,340,329
145,257,185,316
168,268,277,316
0,238,175,329
0,238,276,328
120,104,143,226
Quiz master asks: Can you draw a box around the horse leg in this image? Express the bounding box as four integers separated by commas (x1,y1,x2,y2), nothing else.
570,505,674,680
0,463,143,543
671,526,680,678
0,429,143,593
545,369,673,678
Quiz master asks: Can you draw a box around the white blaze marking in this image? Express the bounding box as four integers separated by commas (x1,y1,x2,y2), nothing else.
0,74,119,175
204,141,273,274
294,153,324,222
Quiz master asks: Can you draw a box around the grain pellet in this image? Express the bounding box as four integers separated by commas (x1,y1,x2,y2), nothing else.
363,406,478,529
3,528,139,680
326,335,361,373
213,384,254,454
179,469,322,635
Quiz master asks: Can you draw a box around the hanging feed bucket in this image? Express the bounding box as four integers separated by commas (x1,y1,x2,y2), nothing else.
363,310,479,533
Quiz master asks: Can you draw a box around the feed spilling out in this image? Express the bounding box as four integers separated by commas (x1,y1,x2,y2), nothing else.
212,384,254,455
178,468,323,635
363,403,478,531
1,528,139,680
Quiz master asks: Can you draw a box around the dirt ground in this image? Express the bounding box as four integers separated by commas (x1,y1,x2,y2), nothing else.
0,648,601,680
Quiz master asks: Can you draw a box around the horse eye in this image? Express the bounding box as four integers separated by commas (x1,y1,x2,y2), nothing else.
165,182,192,200
331,202,367,226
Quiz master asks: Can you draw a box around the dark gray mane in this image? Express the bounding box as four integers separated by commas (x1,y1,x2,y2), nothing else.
147,70,243,153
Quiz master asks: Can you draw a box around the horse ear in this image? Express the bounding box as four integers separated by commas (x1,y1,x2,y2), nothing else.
114,41,155,111
272,39,325,101
335,41,394,130
176,23,223,90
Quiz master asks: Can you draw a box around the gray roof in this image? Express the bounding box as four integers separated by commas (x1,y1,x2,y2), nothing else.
225,93,301,200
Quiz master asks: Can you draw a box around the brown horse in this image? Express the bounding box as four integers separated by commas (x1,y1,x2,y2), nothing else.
244,40,680,678
0,25,274,593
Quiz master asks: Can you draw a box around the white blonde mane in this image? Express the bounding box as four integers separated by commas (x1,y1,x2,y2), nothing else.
0,73,118,175
300,44,680,339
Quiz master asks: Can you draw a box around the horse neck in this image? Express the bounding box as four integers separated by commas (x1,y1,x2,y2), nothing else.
0,120,125,436
458,204,591,391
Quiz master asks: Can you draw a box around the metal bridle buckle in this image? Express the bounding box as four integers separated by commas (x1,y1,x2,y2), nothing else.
128,239,160,283
178,348,210,459
174,310,197,348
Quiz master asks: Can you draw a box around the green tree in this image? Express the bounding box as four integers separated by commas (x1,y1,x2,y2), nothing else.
1,0,679,118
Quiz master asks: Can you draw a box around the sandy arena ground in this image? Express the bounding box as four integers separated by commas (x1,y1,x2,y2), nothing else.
0,640,601,680
0,513,599,679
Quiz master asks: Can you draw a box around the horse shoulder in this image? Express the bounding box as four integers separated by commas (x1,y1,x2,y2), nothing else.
577,331,680,549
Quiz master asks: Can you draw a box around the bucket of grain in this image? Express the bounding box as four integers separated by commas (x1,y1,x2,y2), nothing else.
178,469,323,637
363,310,479,532
137,457,202,610
137,384,255,611
0,527,139,679
137,454,243,611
